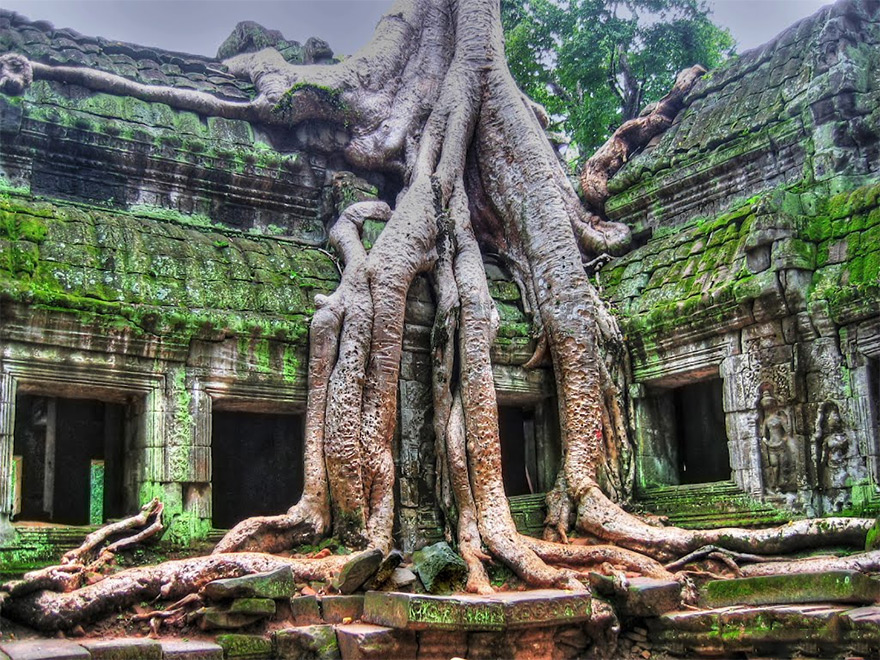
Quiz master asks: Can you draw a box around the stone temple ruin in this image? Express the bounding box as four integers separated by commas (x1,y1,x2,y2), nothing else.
1,0,880,657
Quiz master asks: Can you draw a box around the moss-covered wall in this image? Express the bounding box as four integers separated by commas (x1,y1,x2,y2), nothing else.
606,0,880,236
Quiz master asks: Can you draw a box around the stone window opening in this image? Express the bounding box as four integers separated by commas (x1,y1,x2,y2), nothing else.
210,409,304,530
12,392,131,526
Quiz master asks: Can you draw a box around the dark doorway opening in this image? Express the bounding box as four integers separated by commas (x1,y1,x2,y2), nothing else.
673,379,730,484
211,411,304,529
13,394,127,525
499,406,537,497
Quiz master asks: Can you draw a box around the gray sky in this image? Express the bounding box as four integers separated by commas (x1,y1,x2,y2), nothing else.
1,0,831,58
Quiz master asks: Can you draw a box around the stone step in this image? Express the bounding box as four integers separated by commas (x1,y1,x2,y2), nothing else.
651,604,850,657
702,570,880,608
637,481,791,529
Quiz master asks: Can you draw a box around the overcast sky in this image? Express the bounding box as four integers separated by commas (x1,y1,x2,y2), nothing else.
1,0,831,58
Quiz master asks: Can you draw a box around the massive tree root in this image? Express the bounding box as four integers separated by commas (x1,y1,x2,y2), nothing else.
1,0,877,631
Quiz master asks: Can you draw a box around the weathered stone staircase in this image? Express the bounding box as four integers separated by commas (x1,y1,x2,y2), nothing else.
636,481,792,529
651,571,880,658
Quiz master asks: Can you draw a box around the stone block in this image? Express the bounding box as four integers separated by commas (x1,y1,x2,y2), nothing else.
321,594,365,623
159,640,224,660
415,630,468,660
200,606,268,630
290,595,323,624
718,604,845,650
274,625,339,660
331,548,383,594
229,597,277,616
202,565,296,600
0,641,89,660
214,634,274,660
364,589,591,632
335,623,418,660
841,605,880,650
78,638,162,660
411,542,468,593
703,571,880,608
592,574,681,616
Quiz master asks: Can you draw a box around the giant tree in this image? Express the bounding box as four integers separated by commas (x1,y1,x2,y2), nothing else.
503,0,735,160
0,0,875,632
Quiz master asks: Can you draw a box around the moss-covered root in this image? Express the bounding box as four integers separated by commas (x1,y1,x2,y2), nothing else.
739,550,880,577
575,485,874,563
1,552,351,632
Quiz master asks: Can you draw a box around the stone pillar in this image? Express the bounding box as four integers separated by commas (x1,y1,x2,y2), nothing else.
0,372,17,542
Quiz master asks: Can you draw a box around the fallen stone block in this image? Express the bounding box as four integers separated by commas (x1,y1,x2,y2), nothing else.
363,549,404,591
386,567,417,591
335,623,418,660
332,548,384,594
411,542,467,593
703,570,880,608
78,638,162,660
160,640,224,660
200,605,268,630
590,574,681,617
0,640,89,660
214,634,274,660
274,625,339,660
203,566,297,600
321,594,365,623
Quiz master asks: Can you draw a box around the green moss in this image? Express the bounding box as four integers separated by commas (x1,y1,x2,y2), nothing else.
274,82,348,115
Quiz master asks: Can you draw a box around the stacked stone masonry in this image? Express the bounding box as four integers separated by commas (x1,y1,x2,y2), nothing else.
600,0,880,519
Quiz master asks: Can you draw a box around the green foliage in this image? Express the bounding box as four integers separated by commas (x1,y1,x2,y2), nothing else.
502,0,735,163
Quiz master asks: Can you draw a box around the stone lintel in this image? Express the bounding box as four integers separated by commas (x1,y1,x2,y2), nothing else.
363,589,591,632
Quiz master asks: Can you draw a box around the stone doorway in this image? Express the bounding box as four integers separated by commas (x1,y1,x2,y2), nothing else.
673,379,730,484
12,394,128,526
211,411,304,529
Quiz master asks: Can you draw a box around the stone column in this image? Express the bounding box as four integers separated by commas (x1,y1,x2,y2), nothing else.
0,372,17,542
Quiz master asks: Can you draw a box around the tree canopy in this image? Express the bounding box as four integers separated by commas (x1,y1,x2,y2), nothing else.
502,0,735,162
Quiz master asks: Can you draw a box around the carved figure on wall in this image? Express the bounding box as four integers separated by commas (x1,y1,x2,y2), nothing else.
815,401,849,490
758,386,798,492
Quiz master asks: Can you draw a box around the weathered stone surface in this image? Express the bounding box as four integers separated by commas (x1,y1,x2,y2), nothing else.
841,605,880,651
159,640,224,660
321,594,365,623
77,639,162,660
228,597,277,616
388,567,418,591
363,589,591,632
411,542,468,593
414,630,468,660
274,625,340,660
363,549,404,590
203,566,297,600
290,595,323,624
331,548,383,594
652,604,848,656
214,634,274,660
0,640,89,660
200,606,267,630
591,574,681,616
703,570,880,607
335,623,418,660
